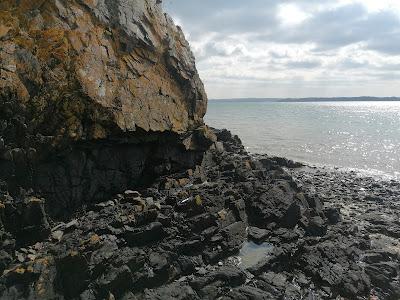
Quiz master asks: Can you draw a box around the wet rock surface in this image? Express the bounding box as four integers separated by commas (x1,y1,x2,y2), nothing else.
0,129,398,299
287,166,400,300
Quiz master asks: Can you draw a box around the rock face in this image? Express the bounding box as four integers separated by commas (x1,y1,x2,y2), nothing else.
0,0,209,216
0,0,207,137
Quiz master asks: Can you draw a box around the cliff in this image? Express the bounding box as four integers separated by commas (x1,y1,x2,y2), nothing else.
0,0,211,216
0,0,207,136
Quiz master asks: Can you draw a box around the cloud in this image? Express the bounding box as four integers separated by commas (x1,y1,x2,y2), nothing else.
163,0,279,35
163,0,400,98
285,60,322,69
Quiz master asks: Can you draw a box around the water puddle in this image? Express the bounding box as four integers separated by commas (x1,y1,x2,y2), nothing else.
236,241,274,269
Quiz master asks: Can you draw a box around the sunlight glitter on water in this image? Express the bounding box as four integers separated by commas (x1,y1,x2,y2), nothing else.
206,101,400,180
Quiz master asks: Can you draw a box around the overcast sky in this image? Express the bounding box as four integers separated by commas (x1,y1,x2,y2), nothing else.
163,0,400,99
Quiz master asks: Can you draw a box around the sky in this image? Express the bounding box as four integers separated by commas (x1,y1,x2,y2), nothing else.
163,0,400,99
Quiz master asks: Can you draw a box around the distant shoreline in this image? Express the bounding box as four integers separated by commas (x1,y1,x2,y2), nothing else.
210,97,400,102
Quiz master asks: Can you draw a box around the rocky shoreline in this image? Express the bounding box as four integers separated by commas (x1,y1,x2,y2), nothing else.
287,164,400,299
1,129,399,299
1,1,399,299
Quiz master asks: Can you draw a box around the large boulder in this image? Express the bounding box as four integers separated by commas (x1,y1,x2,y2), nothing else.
0,0,207,138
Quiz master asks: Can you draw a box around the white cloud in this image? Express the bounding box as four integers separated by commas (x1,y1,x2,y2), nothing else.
164,1,400,98
278,4,310,26
340,0,400,13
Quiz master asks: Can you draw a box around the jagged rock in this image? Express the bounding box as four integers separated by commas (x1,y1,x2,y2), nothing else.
281,202,302,228
324,207,342,224
0,0,210,217
123,222,165,246
0,250,12,275
55,251,89,298
224,286,275,300
1,196,50,245
269,157,304,168
248,255,276,276
0,0,206,137
219,221,246,252
142,282,199,300
0,201,5,230
113,247,146,273
247,180,306,229
304,216,327,237
98,265,134,299
365,262,399,297
190,266,247,290
248,226,270,244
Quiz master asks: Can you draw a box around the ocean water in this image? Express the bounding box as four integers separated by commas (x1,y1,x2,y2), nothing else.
205,100,400,180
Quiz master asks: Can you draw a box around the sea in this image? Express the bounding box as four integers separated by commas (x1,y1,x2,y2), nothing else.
205,100,400,181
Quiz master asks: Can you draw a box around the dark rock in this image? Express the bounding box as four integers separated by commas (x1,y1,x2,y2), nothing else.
365,262,398,291
190,213,218,233
361,252,389,264
248,227,270,244
0,250,12,275
220,221,247,252
248,255,275,276
141,282,199,300
213,129,245,153
55,252,89,299
89,238,119,278
176,256,200,275
114,247,146,273
304,216,327,236
247,180,304,229
324,207,342,224
178,239,203,255
176,195,205,217
135,209,159,227
281,202,301,229
364,195,384,203
80,289,97,300
149,252,169,276
2,197,50,246
306,194,324,215
123,222,165,246
270,157,304,168
224,286,275,300
230,198,247,223
97,265,134,298
124,190,141,200
191,266,246,290
259,271,288,290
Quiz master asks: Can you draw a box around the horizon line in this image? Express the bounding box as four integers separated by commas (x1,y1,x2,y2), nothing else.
210,96,400,101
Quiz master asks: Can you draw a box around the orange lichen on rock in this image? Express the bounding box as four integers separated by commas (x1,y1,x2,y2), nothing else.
0,0,207,144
